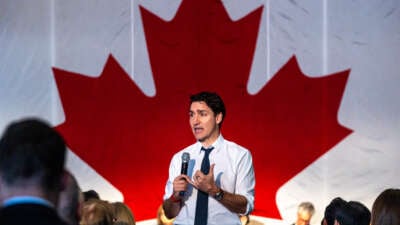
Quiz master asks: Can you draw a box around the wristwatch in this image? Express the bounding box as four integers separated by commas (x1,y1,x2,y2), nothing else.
214,188,224,201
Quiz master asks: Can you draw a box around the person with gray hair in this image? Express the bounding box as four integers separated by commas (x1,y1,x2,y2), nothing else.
293,202,316,225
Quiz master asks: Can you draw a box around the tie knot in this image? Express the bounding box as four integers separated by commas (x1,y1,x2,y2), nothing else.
201,146,214,155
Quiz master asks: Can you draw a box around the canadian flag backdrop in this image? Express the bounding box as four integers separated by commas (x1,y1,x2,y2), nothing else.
0,0,399,224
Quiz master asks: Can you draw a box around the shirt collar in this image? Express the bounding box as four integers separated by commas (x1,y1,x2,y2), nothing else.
2,196,54,208
196,134,224,154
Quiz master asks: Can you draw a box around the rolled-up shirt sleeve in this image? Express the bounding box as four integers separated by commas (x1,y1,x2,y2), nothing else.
163,154,180,200
236,149,255,215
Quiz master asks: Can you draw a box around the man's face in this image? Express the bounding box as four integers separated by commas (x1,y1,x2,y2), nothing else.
296,211,312,225
189,101,222,146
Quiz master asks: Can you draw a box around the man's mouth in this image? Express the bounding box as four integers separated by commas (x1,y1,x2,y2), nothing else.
194,127,203,134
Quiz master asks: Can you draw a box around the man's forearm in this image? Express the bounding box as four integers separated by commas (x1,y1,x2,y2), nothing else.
213,189,248,214
162,194,183,219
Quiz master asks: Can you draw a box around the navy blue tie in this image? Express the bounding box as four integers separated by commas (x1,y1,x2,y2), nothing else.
194,146,214,225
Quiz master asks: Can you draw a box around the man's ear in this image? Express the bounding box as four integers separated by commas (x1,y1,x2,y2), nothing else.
216,113,223,125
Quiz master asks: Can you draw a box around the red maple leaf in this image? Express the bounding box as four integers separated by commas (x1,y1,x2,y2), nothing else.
53,0,352,221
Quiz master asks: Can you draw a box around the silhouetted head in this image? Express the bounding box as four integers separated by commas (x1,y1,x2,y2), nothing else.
348,201,370,225
371,188,400,225
296,202,315,225
323,197,347,225
0,118,66,195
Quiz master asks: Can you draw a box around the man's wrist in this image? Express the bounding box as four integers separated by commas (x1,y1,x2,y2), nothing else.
214,188,224,201
209,185,220,196
169,193,181,203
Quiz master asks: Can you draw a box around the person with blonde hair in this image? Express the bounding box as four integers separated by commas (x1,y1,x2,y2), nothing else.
80,199,114,225
156,204,174,225
112,202,135,225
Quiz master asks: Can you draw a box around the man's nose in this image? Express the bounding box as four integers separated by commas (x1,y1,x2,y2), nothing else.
192,114,199,123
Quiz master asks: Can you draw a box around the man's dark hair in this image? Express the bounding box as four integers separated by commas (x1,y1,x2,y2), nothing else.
348,201,370,225
0,118,66,192
324,197,347,225
335,202,357,225
190,91,226,126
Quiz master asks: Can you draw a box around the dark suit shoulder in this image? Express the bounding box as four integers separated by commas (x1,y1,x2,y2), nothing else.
0,203,68,225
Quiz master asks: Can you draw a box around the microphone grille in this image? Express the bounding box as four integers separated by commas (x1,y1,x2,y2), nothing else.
181,152,190,163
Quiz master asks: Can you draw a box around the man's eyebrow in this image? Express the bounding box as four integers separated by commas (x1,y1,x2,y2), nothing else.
189,109,208,113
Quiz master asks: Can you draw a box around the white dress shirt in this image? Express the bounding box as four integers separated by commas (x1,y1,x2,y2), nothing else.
163,135,255,225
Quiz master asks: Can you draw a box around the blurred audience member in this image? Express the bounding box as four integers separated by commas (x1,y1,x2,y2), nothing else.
57,171,83,225
323,197,370,225
83,190,100,202
240,214,249,225
322,197,347,225
157,204,174,225
348,201,370,225
334,202,357,225
293,202,315,225
246,215,264,225
371,188,400,225
81,199,114,225
114,222,129,225
0,118,68,225
112,202,135,225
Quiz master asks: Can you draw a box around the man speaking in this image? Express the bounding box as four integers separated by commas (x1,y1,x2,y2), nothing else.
162,91,255,225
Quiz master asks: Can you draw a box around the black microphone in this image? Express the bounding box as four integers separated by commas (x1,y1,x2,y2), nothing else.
179,152,190,196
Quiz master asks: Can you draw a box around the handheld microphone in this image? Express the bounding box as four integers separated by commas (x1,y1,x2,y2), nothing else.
179,152,190,196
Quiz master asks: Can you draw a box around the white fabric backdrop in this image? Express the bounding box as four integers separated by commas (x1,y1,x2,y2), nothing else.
0,0,399,224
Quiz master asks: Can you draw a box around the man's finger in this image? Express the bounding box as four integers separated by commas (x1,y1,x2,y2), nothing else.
181,174,191,181
209,163,216,175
